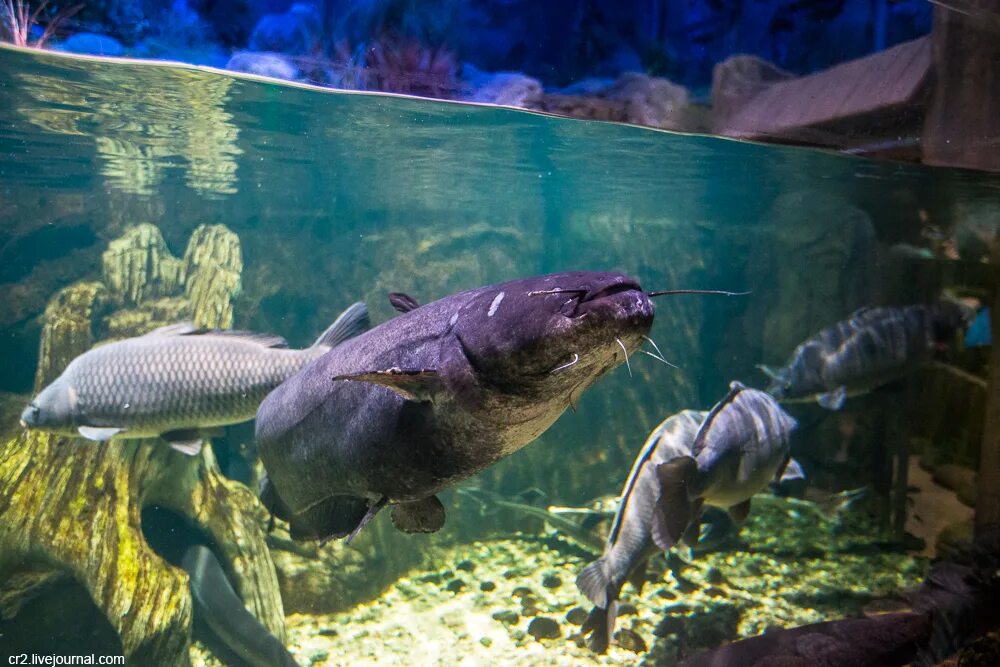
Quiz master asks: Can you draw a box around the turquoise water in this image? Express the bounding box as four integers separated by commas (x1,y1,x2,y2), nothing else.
0,45,996,665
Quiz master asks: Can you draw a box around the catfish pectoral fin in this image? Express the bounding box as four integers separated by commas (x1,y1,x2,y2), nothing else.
652,457,698,552
333,368,446,402
390,495,446,533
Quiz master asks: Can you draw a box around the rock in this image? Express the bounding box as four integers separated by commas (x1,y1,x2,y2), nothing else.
614,628,647,653
462,66,543,107
57,33,125,57
654,616,685,638
565,607,588,625
686,604,741,649
711,55,793,131
932,463,978,508
479,636,492,648
541,573,561,589
511,586,533,598
705,586,728,598
600,72,692,130
32,282,109,390
226,51,300,81
455,559,475,572
491,609,519,625
249,2,321,55
705,567,727,585
527,616,561,640
183,224,242,329
617,602,639,616
445,578,466,593
479,581,496,592
101,224,183,308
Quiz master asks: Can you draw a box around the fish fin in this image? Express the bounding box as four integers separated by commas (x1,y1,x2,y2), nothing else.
143,322,197,336
77,425,124,441
156,325,291,349
581,606,611,654
312,301,370,348
169,439,203,456
727,499,752,525
817,385,847,410
282,495,371,543
606,600,620,648
652,457,698,552
755,364,783,381
388,292,420,313
390,495,446,534
627,559,649,595
679,502,704,548
575,558,610,608
343,496,388,545
778,457,806,483
333,367,447,402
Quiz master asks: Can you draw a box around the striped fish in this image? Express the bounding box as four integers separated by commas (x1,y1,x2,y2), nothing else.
759,301,972,410
576,382,798,652
20,303,369,455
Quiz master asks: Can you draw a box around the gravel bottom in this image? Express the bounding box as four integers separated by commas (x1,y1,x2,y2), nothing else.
192,498,929,667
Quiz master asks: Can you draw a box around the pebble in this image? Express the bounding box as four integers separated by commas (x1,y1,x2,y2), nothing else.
479,637,492,648
446,579,466,593
705,586,728,598
705,567,726,585
541,573,562,589
527,617,561,640
480,581,497,592
617,602,638,616
511,586,533,598
655,588,677,600
613,628,647,653
654,616,685,637
565,607,589,625
492,609,519,624
456,560,476,572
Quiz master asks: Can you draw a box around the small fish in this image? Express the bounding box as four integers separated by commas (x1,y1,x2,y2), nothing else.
456,486,607,553
182,545,299,667
576,382,798,653
759,301,973,410
20,302,369,456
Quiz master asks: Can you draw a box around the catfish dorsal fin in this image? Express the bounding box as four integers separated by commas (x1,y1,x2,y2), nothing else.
388,292,421,313
313,301,370,348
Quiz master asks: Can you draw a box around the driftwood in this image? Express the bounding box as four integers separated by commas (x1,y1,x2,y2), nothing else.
0,224,284,664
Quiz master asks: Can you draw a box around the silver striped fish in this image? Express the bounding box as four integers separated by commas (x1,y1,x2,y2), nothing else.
20,302,369,455
576,382,798,653
759,300,972,410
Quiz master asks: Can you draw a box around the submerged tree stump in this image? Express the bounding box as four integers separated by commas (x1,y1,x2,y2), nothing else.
0,223,283,665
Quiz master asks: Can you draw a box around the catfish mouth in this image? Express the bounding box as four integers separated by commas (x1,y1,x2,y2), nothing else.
570,278,650,321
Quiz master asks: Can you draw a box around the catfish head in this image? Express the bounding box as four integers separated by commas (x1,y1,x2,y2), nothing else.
449,271,654,407
341,271,654,434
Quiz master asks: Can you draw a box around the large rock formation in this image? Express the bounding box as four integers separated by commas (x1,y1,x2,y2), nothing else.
0,223,281,665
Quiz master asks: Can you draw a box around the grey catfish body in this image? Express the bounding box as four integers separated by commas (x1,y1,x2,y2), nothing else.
182,545,299,667
760,301,971,410
257,271,654,543
576,382,797,653
21,303,369,455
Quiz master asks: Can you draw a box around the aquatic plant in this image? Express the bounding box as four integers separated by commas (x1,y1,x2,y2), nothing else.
0,0,80,48
329,33,461,98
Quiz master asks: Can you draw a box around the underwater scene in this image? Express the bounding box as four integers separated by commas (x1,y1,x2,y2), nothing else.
0,35,999,667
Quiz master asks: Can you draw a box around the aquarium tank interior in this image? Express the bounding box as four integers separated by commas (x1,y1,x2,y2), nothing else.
0,0,998,665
